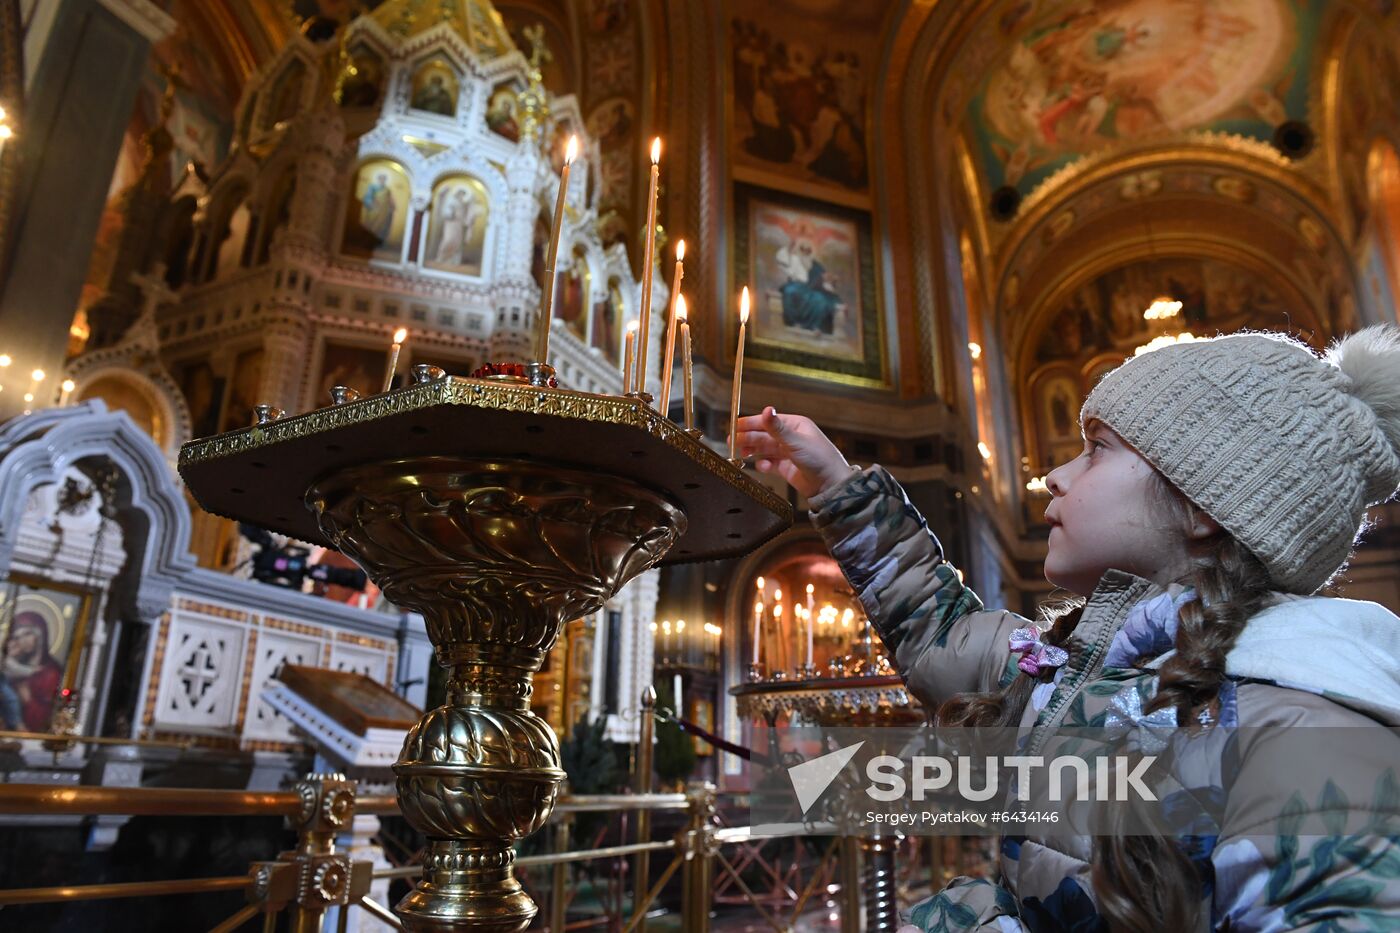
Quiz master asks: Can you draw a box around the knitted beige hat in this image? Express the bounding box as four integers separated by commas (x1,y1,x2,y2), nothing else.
1081,325,1400,594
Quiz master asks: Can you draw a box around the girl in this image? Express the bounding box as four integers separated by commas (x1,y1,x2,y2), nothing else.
736,326,1400,931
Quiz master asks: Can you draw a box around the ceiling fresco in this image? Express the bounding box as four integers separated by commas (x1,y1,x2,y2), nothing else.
960,0,1332,201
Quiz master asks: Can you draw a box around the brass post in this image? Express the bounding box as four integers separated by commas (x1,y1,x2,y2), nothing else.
633,686,656,933
840,836,861,933
549,807,571,932
246,773,362,933
859,834,901,933
679,781,715,933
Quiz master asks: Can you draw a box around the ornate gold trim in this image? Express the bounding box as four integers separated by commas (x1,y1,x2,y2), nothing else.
178,376,790,519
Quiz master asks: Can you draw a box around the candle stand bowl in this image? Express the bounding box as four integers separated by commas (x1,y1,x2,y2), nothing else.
180,377,791,931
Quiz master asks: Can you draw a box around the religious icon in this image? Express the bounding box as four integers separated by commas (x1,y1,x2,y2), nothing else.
485,83,521,142
317,342,387,402
423,176,489,275
0,581,91,734
555,249,589,342
342,159,410,261
220,346,265,432
409,61,458,116
590,277,624,366
749,197,863,362
734,183,884,387
178,359,225,438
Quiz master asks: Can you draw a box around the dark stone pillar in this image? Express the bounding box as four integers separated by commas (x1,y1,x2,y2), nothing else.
0,0,172,420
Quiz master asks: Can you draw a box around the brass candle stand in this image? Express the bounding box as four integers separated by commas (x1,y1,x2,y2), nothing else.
731,674,925,933
180,376,791,931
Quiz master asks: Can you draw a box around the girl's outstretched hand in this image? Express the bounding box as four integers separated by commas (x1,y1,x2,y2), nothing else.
733,406,852,499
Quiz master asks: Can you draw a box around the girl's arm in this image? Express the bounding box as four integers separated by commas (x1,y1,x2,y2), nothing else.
808,465,1024,709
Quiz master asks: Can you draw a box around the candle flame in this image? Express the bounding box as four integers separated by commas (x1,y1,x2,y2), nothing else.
650,137,661,163
756,576,765,590
806,583,814,594
61,379,75,392
740,286,750,324
627,319,640,333
565,135,579,164
774,587,781,601
675,294,687,321
31,369,44,382
676,239,685,262
392,327,408,344
0,354,9,367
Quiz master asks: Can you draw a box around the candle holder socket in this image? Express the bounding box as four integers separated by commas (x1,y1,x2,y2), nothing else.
253,404,284,424
625,390,654,404
747,662,766,683
684,427,704,440
329,386,360,406
525,362,556,388
412,364,447,385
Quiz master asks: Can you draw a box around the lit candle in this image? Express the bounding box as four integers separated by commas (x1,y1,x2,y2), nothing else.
382,327,408,392
806,583,815,669
537,135,579,366
622,320,639,395
662,619,671,659
773,604,784,671
634,137,661,395
752,599,763,665
728,287,750,460
676,619,685,663
673,672,683,715
658,240,685,414
59,379,75,406
677,296,694,430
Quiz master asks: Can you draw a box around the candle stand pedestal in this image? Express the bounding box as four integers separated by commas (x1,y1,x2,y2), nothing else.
181,377,791,931
731,674,926,933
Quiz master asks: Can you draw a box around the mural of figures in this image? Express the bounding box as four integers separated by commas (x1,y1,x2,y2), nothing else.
1032,373,1083,469
317,342,387,401
729,13,874,191
1033,257,1307,367
337,46,386,108
424,176,489,275
342,159,410,261
1025,256,1318,468
0,585,88,734
485,83,521,141
409,60,458,116
555,249,589,342
178,359,225,438
970,0,1324,194
750,198,863,361
220,346,264,432
591,277,623,365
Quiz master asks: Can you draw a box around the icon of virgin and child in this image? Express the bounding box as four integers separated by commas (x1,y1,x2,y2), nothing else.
1,612,64,733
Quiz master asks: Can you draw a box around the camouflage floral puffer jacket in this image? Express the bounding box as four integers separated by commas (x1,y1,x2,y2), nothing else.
809,465,1400,932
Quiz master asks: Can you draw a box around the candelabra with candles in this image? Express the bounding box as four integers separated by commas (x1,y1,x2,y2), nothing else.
746,575,891,684
176,131,786,933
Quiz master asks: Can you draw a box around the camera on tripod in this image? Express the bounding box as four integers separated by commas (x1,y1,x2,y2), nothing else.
239,523,367,592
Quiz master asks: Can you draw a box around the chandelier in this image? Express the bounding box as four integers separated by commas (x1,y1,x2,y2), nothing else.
1134,293,1195,356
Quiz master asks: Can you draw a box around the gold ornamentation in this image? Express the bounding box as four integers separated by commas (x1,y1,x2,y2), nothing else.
307,458,687,931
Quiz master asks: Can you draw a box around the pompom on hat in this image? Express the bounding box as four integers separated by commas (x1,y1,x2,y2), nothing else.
1081,325,1400,594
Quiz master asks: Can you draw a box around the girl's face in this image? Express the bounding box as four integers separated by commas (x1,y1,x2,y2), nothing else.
1042,420,1194,597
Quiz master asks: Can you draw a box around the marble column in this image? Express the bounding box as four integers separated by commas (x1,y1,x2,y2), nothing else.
0,0,174,421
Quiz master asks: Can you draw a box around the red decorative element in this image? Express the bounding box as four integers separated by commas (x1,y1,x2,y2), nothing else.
470,362,558,388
